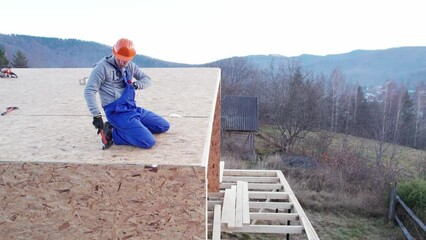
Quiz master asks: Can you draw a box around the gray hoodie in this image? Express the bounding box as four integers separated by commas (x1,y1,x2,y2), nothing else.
84,55,151,117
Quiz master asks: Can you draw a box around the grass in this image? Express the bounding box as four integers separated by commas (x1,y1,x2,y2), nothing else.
325,132,425,178
306,210,404,240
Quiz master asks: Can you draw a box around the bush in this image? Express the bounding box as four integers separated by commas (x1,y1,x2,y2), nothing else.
397,178,426,222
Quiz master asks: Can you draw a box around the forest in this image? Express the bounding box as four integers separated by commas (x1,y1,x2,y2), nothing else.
211,57,426,151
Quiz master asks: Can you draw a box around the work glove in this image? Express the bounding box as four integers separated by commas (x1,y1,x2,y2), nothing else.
92,115,104,134
132,82,138,90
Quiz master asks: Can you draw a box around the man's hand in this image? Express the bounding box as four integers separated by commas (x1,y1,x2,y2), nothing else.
132,82,138,89
92,115,104,134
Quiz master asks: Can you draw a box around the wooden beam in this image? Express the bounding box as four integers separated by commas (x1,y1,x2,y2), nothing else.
235,181,244,227
241,181,250,225
222,176,280,183
250,212,300,221
396,195,426,233
249,191,289,200
249,201,293,210
220,183,282,191
276,171,320,240
395,214,414,240
212,204,222,240
222,225,304,234
207,83,221,192
207,200,222,209
211,190,289,200
223,169,278,177
219,161,225,183
222,186,236,228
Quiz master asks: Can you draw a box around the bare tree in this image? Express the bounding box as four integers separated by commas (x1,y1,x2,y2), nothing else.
372,80,401,167
209,57,257,96
329,68,345,132
263,59,324,152
414,86,426,148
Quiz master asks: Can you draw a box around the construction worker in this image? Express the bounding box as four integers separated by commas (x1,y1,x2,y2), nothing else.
84,38,170,149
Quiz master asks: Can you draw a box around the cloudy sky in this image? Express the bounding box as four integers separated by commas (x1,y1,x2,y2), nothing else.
3,0,425,64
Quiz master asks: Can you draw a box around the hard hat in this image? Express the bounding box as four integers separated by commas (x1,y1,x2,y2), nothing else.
112,38,136,61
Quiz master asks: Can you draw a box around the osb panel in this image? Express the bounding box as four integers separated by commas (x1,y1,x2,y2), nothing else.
207,84,221,192
0,163,206,240
0,116,209,166
0,68,221,166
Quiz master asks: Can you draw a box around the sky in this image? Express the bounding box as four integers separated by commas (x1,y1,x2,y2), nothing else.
2,0,426,64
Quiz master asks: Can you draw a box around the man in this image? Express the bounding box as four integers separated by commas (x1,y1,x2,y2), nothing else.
84,38,170,149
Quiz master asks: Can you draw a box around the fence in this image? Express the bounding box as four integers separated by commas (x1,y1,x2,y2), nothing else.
388,187,426,240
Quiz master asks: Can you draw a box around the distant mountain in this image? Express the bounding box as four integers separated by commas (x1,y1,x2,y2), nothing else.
0,34,190,68
1,33,426,87
238,47,426,87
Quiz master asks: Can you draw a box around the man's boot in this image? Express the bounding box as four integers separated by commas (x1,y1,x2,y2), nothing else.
103,122,114,146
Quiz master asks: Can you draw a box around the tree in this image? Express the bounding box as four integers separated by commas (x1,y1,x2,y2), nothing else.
12,50,29,68
263,59,325,152
414,82,426,148
398,90,416,146
352,85,365,135
208,57,256,96
0,46,9,67
329,68,345,132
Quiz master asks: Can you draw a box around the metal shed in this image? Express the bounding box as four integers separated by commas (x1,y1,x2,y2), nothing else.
221,95,258,160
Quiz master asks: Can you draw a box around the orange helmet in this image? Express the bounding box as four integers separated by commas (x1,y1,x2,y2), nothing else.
112,38,136,61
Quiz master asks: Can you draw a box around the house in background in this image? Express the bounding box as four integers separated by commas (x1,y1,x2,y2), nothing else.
221,95,258,160
0,69,319,240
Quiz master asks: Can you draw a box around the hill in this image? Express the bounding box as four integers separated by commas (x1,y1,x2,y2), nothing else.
243,47,426,87
208,48,426,87
0,34,189,68
2,33,426,87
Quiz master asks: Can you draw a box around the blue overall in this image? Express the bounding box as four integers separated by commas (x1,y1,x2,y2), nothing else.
103,68,170,149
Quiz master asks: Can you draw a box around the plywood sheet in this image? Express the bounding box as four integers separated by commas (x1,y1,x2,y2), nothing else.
0,163,206,239
0,68,221,166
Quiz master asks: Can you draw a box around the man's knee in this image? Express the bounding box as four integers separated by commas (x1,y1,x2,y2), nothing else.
141,138,156,149
159,121,170,133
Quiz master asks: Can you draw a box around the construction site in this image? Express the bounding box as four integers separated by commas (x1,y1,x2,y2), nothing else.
0,68,318,239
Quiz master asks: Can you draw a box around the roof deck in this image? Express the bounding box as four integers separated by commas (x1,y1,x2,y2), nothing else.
0,68,220,166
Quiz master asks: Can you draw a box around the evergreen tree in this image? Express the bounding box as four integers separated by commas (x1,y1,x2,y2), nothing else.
398,91,416,146
0,46,9,67
12,50,29,68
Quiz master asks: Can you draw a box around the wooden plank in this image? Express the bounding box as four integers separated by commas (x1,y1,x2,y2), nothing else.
208,190,288,201
207,83,221,192
209,191,289,200
219,161,225,183
212,204,222,240
221,186,236,228
223,169,278,177
222,176,280,183
249,191,289,200
222,225,304,234
249,201,293,209
235,181,244,227
396,195,426,233
208,192,223,199
276,170,320,240
250,212,299,221
221,188,232,225
208,200,222,209
395,215,414,240
242,181,250,225
220,183,283,191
